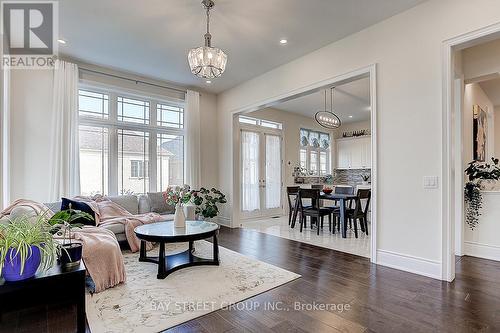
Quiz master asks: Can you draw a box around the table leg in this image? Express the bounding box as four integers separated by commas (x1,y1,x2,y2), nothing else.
340,199,347,238
213,231,220,265
139,240,146,261
157,242,166,279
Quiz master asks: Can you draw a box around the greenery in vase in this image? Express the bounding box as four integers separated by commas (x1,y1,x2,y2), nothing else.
463,158,500,230
191,188,227,219
0,214,59,276
48,206,92,246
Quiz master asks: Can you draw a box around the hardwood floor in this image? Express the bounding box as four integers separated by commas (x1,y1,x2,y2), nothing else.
2,226,500,332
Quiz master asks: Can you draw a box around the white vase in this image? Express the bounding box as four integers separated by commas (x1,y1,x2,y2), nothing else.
183,203,196,220
174,203,186,228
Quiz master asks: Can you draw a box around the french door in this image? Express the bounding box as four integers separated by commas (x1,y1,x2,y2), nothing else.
240,127,283,219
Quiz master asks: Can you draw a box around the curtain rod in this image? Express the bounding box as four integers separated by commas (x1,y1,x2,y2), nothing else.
79,67,187,94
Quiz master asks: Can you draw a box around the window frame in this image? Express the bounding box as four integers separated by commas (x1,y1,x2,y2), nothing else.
78,82,185,196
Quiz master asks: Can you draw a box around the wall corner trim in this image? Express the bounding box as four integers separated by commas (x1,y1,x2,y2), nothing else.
377,249,442,280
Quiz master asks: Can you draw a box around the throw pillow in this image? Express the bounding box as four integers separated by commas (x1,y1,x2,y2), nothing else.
60,198,96,226
147,192,174,214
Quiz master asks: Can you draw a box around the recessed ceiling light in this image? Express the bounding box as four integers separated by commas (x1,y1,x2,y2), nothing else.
348,115,353,118
206,80,212,84
279,39,288,45
57,39,67,44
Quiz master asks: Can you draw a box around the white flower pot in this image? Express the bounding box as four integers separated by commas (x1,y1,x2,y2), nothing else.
174,203,186,228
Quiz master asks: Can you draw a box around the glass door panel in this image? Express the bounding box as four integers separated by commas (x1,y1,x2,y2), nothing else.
265,134,281,209
241,130,260,212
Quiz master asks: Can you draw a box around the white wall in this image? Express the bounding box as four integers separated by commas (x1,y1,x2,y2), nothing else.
495,106,500,158
7,65,218,202
463,38,500,82
216,0,500,278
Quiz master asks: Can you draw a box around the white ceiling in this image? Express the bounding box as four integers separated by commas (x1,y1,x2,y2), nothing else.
274,77,371,124
479,77,500,107
58,0,426,93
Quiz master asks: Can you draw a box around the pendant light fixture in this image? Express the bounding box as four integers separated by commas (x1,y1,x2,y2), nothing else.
188,0,228,79
315,88,341,129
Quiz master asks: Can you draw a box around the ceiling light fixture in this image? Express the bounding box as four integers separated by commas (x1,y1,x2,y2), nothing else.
315,88,341,129
349,115,353,118
57,39,67,44
279,39,288,44
188,0,227,79
206,80,212,84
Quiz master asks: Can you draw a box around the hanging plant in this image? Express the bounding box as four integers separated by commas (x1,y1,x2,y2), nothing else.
464,182,482,230
464,157,500,230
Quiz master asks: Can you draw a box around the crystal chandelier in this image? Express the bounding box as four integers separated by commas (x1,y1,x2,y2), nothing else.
315,88,341,129
188,0,227,79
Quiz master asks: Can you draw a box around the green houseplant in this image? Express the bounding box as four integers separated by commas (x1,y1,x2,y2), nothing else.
0,214,58,281
48,207,92,268
191,187,227,219
464,158,500,230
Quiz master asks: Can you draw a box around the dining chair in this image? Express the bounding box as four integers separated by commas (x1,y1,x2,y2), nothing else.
311,184,324,207
329,186,354,232
345,189,371,238
298,189,333,235
286,186,301,226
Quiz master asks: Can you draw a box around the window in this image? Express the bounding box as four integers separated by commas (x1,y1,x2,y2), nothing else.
117,96,150,124
299,128,331,175
130,161,149,178
78,88,184,195
157,103,183,128
157,133,184,190
238,115,282,129
79,126,108,196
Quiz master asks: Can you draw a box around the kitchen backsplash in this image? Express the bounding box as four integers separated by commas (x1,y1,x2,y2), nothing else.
334,168,371,185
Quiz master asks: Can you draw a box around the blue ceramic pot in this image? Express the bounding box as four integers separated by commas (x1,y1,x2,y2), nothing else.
2,246,41,281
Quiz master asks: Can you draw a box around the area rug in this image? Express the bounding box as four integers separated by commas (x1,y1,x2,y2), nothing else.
86,241,300,333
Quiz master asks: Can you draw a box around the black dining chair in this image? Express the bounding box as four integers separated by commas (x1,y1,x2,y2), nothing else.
346,189,371,238
328,186,354,232
298,189,333,235
311,184,324,207
287,186,300,226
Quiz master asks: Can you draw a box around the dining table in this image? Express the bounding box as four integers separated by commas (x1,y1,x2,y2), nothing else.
291,191,358,238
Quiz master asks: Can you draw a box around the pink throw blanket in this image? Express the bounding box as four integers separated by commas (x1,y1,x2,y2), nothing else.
0,199,126,293
72,227,126,293
76,196,163,252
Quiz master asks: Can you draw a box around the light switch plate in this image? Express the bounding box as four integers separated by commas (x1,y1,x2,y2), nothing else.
423,176,439,189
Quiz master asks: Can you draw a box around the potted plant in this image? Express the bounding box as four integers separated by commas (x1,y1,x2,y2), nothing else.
464,158,500,229
191,187,227,220
163,185,193,227
0,214,58,281
48,207,92,269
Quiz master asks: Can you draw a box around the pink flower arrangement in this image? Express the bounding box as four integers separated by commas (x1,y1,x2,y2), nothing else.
162,185,192,207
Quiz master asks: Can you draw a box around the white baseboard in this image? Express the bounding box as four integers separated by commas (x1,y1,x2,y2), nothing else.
216,216,231,227
464,241,500,261
377,249,442,280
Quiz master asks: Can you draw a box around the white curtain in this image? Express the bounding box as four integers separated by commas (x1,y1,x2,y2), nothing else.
184,90,201,189
48,60,80,201
241,131,260,211
1,67,10,208
265,134,281,209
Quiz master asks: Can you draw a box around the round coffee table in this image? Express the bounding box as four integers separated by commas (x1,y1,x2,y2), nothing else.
134,220,220,279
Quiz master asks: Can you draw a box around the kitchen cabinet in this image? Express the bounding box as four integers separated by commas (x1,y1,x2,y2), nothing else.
336,136,371,169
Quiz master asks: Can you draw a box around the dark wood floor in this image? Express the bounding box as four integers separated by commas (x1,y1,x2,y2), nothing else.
2,226,500,332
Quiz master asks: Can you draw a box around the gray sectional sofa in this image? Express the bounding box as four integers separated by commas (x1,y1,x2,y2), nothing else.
1,194,174,243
